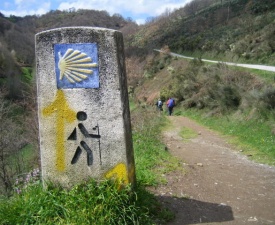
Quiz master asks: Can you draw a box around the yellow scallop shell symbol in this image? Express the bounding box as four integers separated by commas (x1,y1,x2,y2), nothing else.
58,48,98,83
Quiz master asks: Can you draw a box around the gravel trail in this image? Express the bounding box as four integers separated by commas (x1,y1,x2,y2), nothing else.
152,116,275,225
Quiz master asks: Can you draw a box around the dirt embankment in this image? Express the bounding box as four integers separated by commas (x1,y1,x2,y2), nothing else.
152,116,275,225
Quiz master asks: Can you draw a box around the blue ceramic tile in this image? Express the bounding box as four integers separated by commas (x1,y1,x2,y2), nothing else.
54,43,99,89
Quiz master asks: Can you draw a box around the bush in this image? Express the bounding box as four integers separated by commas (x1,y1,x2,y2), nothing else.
169,59,269,116
260,87,275,109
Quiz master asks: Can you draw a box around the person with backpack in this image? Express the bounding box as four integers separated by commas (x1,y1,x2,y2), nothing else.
166,97,175,116
156,99,163,111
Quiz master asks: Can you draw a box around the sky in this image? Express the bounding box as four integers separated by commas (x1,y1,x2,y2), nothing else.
0,0,192,24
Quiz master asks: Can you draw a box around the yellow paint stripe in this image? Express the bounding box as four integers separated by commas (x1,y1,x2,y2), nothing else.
42,90,76,171
105,163,129,185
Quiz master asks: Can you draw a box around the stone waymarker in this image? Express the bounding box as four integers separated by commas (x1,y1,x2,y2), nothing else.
35,27,135,188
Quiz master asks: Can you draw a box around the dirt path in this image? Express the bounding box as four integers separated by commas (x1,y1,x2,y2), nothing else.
153,116,275,225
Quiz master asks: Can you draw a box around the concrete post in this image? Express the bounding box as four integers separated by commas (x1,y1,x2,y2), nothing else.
35,27,135,188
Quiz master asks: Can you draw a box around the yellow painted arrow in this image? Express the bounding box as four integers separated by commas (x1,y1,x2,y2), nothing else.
42,90,76,171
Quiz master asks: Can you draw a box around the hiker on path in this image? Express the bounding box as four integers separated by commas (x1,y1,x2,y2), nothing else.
156,99,163,111
166,97,175,116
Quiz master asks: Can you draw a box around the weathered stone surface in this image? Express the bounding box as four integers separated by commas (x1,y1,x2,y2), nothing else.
36,27,135,188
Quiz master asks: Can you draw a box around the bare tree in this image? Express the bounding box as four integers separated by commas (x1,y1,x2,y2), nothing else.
184,0,200,16
0,44,24,99
0,91,28,196
21,83,40,162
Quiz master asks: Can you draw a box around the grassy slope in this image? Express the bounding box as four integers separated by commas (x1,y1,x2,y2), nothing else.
128,0,275,66
135,57,189,104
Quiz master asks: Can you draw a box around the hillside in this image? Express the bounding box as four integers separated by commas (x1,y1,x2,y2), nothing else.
0,10,136,98
126,0,275,66
1,0,275,99
125,0,275,108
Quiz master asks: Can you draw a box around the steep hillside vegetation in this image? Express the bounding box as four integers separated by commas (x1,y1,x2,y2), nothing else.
1,0,275,99
126,0,275,65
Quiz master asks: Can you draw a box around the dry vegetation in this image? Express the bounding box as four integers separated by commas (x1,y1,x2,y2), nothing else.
0,87,39,196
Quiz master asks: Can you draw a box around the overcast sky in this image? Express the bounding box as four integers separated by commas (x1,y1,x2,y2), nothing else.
0,0,192,24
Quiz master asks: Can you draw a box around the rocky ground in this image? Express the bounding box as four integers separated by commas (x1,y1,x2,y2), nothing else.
150,116,275,225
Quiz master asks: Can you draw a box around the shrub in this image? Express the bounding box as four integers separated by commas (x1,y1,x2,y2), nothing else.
169,59,269,116
259,87,275,109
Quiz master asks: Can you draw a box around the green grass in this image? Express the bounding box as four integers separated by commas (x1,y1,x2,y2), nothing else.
230,66,275,83
179,127,197,140
22,67,33,83
19,144,39,168
175,108,275,166
8,144,38,182
175,51,275,83
129,98,137,111
0,106,177,224
10,144,36,165
0,180,156,225
132,107,184,186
